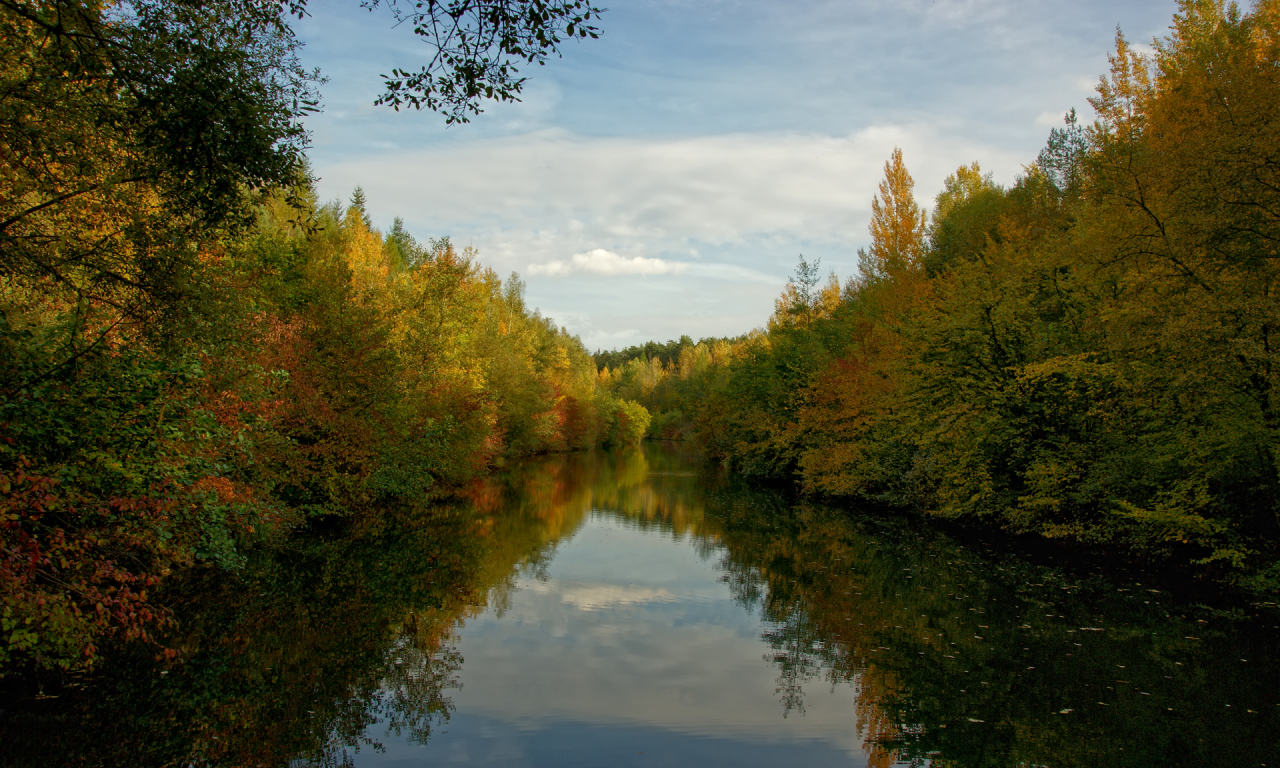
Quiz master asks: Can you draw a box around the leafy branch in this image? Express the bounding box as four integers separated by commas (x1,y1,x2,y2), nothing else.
368,0,604,123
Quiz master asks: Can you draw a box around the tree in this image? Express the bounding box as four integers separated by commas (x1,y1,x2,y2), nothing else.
1074,0,1280,568
1036,108,1088,194
385,217,423,270
922,162,1006,276
0,0,317,384
858,148,926,283
772,255,830,327
610,399,652,446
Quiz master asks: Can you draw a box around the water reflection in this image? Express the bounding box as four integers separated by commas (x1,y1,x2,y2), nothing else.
2,445,1278,767
706,486,1280,767
0,503,487,768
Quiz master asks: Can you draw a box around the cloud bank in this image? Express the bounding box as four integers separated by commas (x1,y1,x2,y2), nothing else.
299,0,1180,349
529,249,689,277
313,125,1032,348
318,124,1031,272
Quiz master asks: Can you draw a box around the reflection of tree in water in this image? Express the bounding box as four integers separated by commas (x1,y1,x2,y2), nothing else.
4,501,496,768
704,478,1280,768
7,446,1277,768
290,628,462,768
762,605,826,717
706,488,907,762
373,623,464,747
468,443,727,543
7,444,720,768
488,446,906,752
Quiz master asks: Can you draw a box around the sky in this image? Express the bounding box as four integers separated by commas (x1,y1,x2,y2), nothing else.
358,514,872,765
293,0,1180,351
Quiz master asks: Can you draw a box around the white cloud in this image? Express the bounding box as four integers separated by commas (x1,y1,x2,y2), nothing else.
313,125,1028,347
530,248,690,277
1074,74,1103,93
298,0,1180,349
560,583,677,610
1036,109,1069,127
318,124,1030,273
519,578,678,611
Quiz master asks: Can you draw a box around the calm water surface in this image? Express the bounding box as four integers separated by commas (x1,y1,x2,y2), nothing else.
4,445,1278,767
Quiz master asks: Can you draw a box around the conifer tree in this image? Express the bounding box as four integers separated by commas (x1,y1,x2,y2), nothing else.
350,186,371,229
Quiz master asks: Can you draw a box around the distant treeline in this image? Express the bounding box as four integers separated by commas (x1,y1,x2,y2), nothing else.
593,335,742,372
595,1,1280,596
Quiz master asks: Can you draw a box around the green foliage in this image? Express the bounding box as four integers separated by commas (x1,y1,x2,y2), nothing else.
922,163,1006,276
0,173,620,674
608,399,652,446
594,335,697,371
1036,108,1089,193
372,0,605,123
0,336,279,672
647,408,686,440
640,1,1280,596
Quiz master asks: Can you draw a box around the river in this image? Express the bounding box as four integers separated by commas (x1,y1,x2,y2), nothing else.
3,444,1277,767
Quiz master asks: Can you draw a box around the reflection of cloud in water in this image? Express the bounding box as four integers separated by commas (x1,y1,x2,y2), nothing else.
522,579,677,611
447,516,867,756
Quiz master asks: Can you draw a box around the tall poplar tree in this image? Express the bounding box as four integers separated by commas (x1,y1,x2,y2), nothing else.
858,148,927,282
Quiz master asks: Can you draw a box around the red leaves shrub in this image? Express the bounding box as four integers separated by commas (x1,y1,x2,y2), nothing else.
1,457,175,671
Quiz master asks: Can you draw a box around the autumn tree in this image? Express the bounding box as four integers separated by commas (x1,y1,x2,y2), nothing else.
922,162,1007,275
1071,0,1280,569
858,148,927,283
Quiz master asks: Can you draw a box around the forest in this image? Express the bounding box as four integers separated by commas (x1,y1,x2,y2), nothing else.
599,3,1280,598
0,0,635,676
3,0,1279,683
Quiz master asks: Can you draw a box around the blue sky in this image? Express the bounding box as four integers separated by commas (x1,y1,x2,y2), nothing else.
294,0,1179,351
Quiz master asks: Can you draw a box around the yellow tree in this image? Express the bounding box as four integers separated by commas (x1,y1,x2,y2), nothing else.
858,148,927,283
